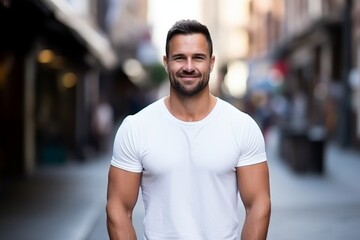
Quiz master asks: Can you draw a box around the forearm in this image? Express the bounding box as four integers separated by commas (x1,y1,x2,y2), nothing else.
241,202,271,240
106,204,137,240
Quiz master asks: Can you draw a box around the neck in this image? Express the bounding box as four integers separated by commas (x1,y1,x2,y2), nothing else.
165,92,217,122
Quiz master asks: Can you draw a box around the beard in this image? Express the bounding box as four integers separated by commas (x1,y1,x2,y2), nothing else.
168,71,210,97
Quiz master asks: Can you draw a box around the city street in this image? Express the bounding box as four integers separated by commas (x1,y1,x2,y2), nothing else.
266,129,360,240
1,128,360,240
2,1,360,240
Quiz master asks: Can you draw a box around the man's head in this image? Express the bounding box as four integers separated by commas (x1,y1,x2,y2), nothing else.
163,20,215,97
165,19,213,58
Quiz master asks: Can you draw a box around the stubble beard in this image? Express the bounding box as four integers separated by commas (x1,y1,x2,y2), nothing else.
169,73,210,97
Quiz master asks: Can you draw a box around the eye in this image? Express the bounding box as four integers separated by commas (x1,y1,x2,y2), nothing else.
171,55,185,61
194,55,206,61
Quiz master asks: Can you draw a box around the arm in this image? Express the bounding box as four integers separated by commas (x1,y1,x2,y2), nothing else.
237,161,271,240
106,166,141,240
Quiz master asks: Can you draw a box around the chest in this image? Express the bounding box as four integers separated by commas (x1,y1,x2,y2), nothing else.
139,122,239,176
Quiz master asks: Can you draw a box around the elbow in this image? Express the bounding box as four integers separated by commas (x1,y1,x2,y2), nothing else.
262,197,271,224
106,201,137,240
106,201,117,229
245,196,271,220
264,197,271,220
259,195,271,219
262,195,271,214
106,199,133,222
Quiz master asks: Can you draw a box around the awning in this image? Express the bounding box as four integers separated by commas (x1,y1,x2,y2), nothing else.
40,0,117,69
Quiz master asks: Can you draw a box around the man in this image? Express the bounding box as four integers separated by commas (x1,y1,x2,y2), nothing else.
106,19,271,240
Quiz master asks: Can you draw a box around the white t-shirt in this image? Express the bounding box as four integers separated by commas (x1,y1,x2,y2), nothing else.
111,97,267,240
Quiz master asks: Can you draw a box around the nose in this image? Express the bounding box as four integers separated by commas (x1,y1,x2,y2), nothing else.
183,58,195,72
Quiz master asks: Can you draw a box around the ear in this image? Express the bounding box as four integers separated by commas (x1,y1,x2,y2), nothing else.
210,55,215,72
163,56,168,72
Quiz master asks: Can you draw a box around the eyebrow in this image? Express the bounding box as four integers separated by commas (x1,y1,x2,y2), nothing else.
170,54,184,59
193,53,207,58
170,53,207,59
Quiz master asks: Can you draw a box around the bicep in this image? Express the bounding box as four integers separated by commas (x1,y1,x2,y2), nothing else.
107,166,141,212
237,161,270,208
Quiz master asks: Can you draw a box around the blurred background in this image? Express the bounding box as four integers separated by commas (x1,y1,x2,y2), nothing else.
0,0,360,239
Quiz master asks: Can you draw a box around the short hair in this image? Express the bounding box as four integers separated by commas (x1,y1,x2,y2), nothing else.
165,19,213,57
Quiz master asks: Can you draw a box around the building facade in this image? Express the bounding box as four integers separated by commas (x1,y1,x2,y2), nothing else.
245,0,360,151
0,0,121,187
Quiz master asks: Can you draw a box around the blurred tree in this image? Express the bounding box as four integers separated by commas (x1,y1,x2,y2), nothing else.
144,63,167,87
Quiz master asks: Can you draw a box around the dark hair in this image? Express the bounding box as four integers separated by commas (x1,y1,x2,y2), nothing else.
165,19,213,57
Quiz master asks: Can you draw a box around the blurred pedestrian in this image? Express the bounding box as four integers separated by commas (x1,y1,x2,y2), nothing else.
251,90,273,140
106,19,271,240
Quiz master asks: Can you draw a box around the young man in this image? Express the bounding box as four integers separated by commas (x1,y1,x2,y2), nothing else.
106,19,271,240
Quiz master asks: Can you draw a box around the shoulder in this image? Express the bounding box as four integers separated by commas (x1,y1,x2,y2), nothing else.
217,98,253,122
216,98,262,136
113,99,165,148
124,98,165,124
116,98,166,138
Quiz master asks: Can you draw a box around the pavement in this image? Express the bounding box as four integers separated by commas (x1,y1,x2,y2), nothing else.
0,152,110,240
0,127,360,240
266,128,360,240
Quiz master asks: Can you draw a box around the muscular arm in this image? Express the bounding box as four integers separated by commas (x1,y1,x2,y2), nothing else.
237,161,271,240
106,166,141,240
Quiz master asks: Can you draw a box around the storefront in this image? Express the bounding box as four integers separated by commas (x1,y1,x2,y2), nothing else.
0,0,117,185
272,18,343,173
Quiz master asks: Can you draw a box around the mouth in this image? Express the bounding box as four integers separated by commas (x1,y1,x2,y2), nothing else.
178,74,200,80
178,76,199,84
180,75,197,79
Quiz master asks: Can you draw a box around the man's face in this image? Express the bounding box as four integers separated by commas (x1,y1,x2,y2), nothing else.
163,34,215,97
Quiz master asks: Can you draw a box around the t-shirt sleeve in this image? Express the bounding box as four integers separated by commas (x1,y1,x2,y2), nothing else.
236,114,267,167
111,116,143,172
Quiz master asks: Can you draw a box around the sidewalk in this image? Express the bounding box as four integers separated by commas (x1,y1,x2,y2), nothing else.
0,153,111,240
266,127,360,240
